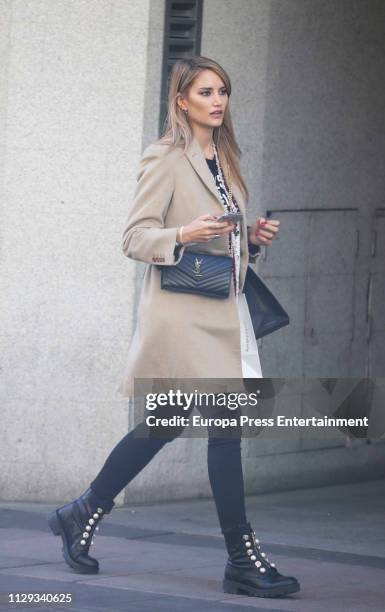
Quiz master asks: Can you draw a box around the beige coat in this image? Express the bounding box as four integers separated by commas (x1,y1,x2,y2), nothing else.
116,135,260,399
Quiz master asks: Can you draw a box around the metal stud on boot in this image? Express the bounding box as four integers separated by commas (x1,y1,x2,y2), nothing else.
47,487,114,574
222,522,300,598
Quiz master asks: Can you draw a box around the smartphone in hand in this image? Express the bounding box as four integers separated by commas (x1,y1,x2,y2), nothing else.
216,212,243,223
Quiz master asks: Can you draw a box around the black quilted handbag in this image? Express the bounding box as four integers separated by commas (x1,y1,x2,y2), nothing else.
159,250,233,299
243,265,290,339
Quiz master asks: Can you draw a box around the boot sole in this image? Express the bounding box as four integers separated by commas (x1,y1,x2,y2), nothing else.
48,510,99,575
223,578,300,598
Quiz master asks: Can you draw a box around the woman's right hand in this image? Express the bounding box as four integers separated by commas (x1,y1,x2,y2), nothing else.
181,214,235,244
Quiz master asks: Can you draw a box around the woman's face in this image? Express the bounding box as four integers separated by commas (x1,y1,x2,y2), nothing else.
178,69,229,129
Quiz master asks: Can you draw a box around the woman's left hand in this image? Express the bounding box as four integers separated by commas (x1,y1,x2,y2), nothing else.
248,217,280,246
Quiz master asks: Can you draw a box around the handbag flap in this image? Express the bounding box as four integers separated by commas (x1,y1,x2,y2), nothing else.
160,251,233,297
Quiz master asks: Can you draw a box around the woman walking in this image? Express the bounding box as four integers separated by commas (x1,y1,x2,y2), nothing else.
48,56,300,599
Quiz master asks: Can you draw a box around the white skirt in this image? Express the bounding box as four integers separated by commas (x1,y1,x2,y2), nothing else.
237,293,263,378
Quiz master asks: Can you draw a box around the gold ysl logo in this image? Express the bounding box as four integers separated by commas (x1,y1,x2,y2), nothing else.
193,257,203,276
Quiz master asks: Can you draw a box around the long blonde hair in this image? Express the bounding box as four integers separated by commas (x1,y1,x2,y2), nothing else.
157,56,249,203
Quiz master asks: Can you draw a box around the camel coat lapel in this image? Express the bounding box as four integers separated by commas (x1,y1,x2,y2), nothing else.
185,136,247,216
185,138,225,211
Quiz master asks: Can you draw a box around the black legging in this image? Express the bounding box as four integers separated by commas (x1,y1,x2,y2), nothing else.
90,401,247,533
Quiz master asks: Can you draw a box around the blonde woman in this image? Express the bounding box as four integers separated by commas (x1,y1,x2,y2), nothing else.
48,56,300,599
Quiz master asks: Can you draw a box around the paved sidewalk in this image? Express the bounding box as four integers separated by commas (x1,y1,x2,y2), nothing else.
0,479,384,611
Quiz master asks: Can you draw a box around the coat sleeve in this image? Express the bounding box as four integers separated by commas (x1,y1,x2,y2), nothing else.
121,144,186,265
248,242,262,263
246,224,262,263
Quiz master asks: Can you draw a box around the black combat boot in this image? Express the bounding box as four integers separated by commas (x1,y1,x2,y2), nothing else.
222,521,300,598
48,487,114,574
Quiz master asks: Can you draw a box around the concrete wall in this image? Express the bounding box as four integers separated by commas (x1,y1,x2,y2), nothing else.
1,0,384,506
0,0,150,503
